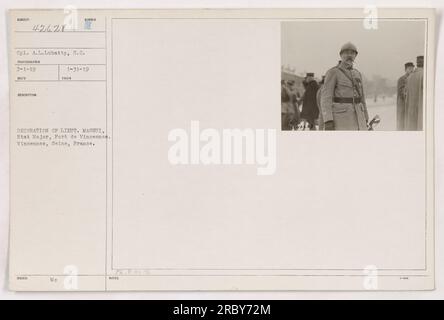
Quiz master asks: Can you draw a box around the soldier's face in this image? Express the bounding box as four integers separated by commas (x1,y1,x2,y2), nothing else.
341,50,357,63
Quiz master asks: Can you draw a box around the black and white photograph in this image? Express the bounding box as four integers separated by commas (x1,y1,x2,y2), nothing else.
281,20,426,131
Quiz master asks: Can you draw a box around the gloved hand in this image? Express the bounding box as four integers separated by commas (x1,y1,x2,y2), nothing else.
324,121,334,131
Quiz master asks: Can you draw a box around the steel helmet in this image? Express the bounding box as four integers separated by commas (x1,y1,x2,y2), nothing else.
339,42,358,55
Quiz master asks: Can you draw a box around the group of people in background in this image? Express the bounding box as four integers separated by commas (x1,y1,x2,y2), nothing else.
281,73,321,131
397,55,424,131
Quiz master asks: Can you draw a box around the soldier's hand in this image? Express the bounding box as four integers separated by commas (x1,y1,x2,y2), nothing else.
324,121,334,131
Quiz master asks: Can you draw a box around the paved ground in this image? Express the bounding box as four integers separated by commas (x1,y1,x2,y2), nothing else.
366,95,397,131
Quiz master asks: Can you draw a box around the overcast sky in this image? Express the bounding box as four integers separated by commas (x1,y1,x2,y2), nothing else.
281,20,426,83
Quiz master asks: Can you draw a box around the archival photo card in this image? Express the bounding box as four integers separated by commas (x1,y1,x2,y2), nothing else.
8,8,435,291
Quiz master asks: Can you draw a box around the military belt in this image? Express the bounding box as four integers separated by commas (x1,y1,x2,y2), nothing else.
333,97,362,104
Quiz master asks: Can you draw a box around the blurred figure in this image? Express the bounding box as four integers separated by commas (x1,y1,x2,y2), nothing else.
397,62,415,131
281,80,295,130
295,91,302,110
300,72,319,130
287,80,301,129
316,76,326,130
405,55,424,131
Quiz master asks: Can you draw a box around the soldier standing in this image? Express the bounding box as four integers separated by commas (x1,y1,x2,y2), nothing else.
320,42,369,130
405,55,424,131
397,62,415,130
300,73,319,130
281,80,294,130
287,80,301,129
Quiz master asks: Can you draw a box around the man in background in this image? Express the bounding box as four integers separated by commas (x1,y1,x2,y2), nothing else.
405,55,424,131
301,73,319,130
316,76,326,130
281,80,295,130
397,62,415,130
287,80,301,129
